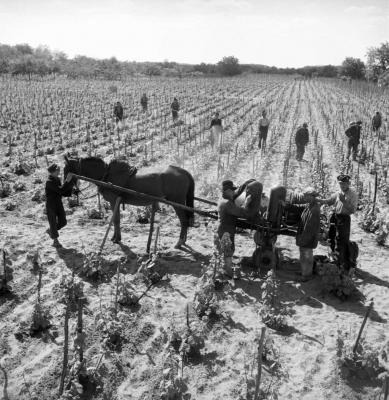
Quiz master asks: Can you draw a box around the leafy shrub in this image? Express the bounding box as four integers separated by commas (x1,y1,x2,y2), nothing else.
259,271,289,331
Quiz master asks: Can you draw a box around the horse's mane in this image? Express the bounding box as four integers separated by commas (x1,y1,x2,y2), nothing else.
107,159,137,177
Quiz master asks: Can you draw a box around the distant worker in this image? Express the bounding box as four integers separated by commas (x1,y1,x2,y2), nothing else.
258,110,270,151
114,101,124,123
295,122,309,161
345,120,362,161
372,111,382,132
45,164,74,248
317,174,358,272
286,187,321,281
210,111,223,150
171,98,180,121
141,93,148,112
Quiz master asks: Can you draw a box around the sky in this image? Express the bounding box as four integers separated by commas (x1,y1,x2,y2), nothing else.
0,0,388,67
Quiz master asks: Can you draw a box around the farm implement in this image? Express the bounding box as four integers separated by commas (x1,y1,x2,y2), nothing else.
72,174,299,271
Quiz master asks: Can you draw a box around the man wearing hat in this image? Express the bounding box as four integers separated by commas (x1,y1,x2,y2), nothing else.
317,174,358,271
345,120,362,161
217,180,249,263
45,163,74,247
295,122,309,161
286,187,321,280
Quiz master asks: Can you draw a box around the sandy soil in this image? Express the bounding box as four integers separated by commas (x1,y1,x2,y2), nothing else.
0,77,388,400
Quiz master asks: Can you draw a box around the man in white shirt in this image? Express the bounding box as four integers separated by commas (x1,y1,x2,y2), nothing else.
317,174,358,271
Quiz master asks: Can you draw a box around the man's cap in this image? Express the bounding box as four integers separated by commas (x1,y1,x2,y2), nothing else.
48,163,60,173
222,180,237,191
337,174,351,183
303,186,319,197
303,122,308,127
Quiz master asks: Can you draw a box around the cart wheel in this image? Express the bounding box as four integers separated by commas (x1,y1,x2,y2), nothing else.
252,248,276,272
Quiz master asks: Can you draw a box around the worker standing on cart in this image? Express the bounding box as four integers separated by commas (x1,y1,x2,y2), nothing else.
317,174,358,272
210,112,223,151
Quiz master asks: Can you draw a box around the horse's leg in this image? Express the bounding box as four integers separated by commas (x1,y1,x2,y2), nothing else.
110,197,122,243
113,206,121,243
173,207,188,249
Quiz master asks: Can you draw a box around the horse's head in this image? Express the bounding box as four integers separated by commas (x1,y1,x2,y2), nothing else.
64,154,80,186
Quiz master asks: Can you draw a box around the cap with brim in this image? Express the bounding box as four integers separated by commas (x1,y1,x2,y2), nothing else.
337,174,351,183
48,163,59,173
222,180,237,191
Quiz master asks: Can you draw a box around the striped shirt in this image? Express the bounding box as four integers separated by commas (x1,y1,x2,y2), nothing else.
327,189,358,215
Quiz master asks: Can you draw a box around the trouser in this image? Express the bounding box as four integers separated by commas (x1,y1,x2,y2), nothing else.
258,132,268,149
329,213,351,271
296,143,305,160
142,105,147,112
46,203,67,239
172,110,178,120
299,247,313,277
211,127,222,150
347,141,359,160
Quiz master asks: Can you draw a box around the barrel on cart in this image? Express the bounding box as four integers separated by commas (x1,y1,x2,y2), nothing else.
252,186,288,271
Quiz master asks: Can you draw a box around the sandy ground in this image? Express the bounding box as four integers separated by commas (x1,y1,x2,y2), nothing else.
0,77,388,400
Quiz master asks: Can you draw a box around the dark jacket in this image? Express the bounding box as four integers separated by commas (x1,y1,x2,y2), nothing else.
372,113,382,129
345,124,361,144
114,103,124,120
295,127,309,145
210,118,222,128
171,100,179,112
45,176,73,207
295,203,321,249
141,96,148,106
217,199,247,238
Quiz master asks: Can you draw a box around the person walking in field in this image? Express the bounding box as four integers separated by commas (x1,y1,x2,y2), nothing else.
45,164,74,248
317,174,358,272
141,93,148,112
285,187,321,281
210,111,223,150
171,97,179,121
114,101,124,123
372,111,382,132
295,122,309,161
258,110,270,151
345,120,362,161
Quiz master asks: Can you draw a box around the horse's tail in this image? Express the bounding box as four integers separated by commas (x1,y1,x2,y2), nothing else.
185,171,195,226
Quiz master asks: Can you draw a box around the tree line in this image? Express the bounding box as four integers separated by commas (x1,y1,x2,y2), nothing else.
0,42,387,82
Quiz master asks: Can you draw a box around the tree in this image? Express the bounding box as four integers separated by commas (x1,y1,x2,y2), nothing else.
366,42,389,81
341,57,365,79
217,56,241,76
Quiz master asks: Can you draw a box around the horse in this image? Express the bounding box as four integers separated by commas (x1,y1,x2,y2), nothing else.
63,156,195,249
